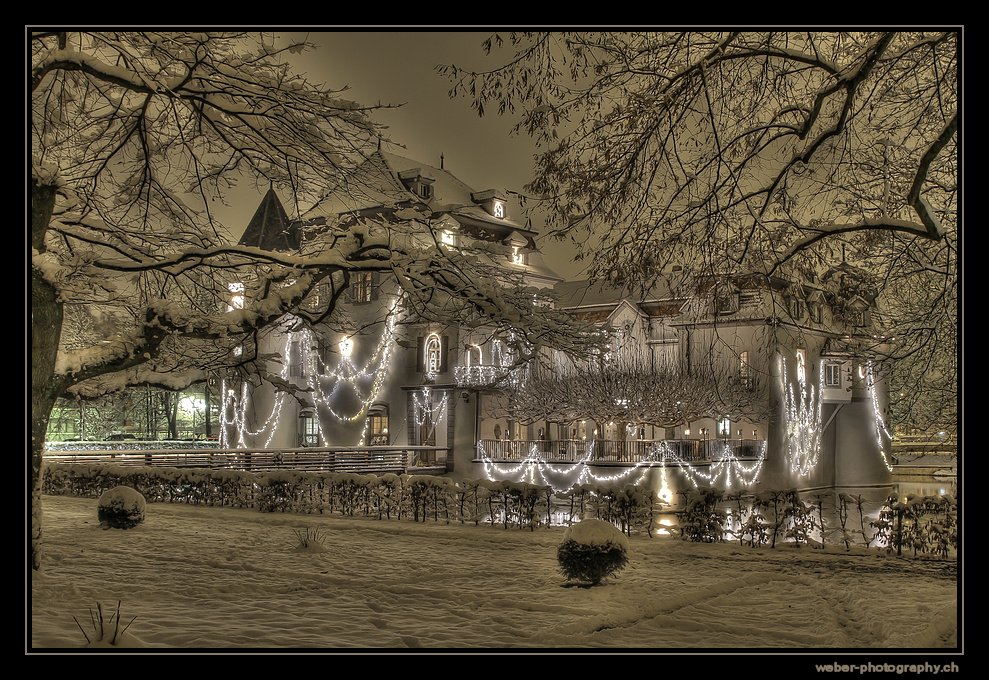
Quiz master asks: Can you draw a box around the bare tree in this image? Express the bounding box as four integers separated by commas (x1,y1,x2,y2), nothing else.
30,31,597,569
444,30,957,436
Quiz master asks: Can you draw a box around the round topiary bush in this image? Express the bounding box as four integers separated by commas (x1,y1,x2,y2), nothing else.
558,518,630,586
97,486,146,529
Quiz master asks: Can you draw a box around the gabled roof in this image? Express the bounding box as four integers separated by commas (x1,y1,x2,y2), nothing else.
239,187,300,251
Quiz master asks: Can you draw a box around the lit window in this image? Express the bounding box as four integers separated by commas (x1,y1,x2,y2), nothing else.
425,334,442,376
299,409,319,447
512,245,526,265
368,407,389,445
440,230,457,246
493,201,505,218
226,282,245,311
719,417,731,438
466,344,482,367
825,363,842,387
349,272,373,303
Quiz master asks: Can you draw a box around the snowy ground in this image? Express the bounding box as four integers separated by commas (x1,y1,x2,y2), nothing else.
30,495,956,650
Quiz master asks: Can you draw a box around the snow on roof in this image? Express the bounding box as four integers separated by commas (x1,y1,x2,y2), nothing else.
555,279,680,311
239,187,300,251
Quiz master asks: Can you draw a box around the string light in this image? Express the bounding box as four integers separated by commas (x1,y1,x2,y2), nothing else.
657,441,768,490
866,362,895,472
779,352,823,477
411,387,448,442
477,439,767,494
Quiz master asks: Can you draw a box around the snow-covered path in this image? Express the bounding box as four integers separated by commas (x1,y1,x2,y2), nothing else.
30,495,956,649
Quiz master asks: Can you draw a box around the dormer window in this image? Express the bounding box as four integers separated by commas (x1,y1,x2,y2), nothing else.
715,291,738,315
511,245,526,265
226,282,245,312
441,230,457,247
471,189,508,219
418,183,433,200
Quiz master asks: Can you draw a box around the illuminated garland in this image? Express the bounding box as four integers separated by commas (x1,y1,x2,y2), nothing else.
866,362,895,472
779,353,824,477
657,441,768,490
411,387,448,442
476,440,766,494
219,332,292,449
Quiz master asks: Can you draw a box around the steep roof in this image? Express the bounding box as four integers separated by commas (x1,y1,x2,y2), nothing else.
239,187,300,251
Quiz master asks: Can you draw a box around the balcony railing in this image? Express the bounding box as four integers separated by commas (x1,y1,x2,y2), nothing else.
476,439,765,464
45,445,447,474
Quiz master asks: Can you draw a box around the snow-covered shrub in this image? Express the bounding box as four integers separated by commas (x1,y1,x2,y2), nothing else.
676,488,727,542
557,518,630,586
782,491,816,547
594,484,655,536
870,494,901,553
97,486,146,529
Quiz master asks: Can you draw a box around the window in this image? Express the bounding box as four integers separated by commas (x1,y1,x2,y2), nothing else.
289,341,304,377
719,417,731,438
425,334,442,377
789,298,804,321
440,230,457,247
738,351,753,389
299,409,318,447
511,245,526,265
715,292,738,315
348,272,373,303
493,201,505,218
308,281,327,312
825,363,842,388
465,344,482,367
368,406,389,445
226,282,245,312
418,183,432,199
809,302,823,323
795,348,807,383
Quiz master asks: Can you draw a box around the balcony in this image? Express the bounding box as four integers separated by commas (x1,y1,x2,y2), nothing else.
454,364,525,388
476,439,765,464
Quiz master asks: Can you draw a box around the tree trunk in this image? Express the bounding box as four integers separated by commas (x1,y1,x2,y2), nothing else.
31,179,62,570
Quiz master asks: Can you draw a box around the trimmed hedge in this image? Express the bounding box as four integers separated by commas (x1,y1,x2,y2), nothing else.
42,463,657,534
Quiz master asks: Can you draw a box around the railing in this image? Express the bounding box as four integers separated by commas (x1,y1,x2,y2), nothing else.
46,440,220,451
44,445,447,474
476,439,765,464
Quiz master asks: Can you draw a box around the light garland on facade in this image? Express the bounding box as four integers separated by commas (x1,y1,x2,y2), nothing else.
295,303,399,446
219,331,293,449
779,353,824,477
411,387,448,442
866,362,895,472
476,439,764,494
655,441,768,490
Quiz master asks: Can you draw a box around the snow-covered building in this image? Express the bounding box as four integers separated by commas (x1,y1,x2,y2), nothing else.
225,150,892,496
224,151,560,471
471,269,894,494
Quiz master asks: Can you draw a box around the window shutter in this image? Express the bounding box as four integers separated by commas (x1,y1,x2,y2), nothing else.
370,272,379,301
440,335,449,373
416,336,424,372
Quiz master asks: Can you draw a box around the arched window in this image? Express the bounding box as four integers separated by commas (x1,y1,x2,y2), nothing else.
465,344,482,367
425,334,442,376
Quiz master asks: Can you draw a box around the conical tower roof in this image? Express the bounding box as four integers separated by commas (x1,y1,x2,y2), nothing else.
239,187,300,251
